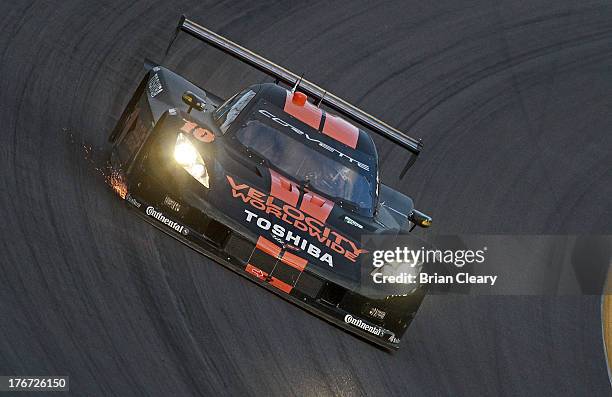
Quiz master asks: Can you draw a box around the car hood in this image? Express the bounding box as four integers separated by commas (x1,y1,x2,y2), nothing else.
200,137,375,283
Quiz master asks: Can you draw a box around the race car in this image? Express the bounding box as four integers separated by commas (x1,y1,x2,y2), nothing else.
109,16,432,350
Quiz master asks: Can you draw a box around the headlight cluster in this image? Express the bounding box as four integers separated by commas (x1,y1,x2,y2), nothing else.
371,259,423,292
377,260,423,280
173,133,209,188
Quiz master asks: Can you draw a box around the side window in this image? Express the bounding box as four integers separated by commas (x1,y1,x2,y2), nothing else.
213,89,256,133
213,93,237,122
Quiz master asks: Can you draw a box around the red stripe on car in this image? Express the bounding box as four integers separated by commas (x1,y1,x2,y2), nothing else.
268,277,293,293
269,169,300,207
281,251,307,271
256,236,282,258
300,191,334,223
283,92,323,129
322,113,359,149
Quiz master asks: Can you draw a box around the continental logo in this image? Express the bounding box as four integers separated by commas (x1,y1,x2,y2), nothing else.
344,314,382,336
146,206,189,236
227,176,367,263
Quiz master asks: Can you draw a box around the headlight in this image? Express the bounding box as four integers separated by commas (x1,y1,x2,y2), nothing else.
173,133,209,188
371,259,423,293
378,260,423,280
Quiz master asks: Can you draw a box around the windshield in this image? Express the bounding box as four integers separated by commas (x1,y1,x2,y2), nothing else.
235,119,374,212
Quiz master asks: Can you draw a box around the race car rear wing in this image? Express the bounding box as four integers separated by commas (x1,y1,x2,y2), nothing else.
166,16,423,174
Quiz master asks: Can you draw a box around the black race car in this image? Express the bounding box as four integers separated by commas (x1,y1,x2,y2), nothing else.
109,16,432,350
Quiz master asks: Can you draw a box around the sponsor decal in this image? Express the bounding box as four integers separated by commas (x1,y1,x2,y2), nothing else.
271,235,286,247
125,193,141,208
247,264,267,280
389,334,400,344
258,109,370,172
344,216,363,229
145,206,189,236
368,307,386,320
227,176,367,264
284,244,301,252
270,235,300,252
244,209,334,267
147,73,163,97
163,195,181,212
344,314,382,336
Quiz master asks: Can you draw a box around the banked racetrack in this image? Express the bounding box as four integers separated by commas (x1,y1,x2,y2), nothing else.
1,1,611,395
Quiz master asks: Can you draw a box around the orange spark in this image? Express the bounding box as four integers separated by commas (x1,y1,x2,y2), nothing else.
107,168,128,199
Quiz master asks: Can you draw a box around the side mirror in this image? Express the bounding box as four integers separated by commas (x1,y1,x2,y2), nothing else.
409,209,432,229
182,91,206,113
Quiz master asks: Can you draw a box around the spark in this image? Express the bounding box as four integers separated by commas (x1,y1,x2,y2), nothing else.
62,126,129,200
106,167,128,199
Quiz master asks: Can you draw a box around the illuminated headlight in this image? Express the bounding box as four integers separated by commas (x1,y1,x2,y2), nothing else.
380,260,423,280
371,258,423,292
173,133,209,188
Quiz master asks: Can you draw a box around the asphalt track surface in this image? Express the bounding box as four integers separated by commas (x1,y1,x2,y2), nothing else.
1,1,611,396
